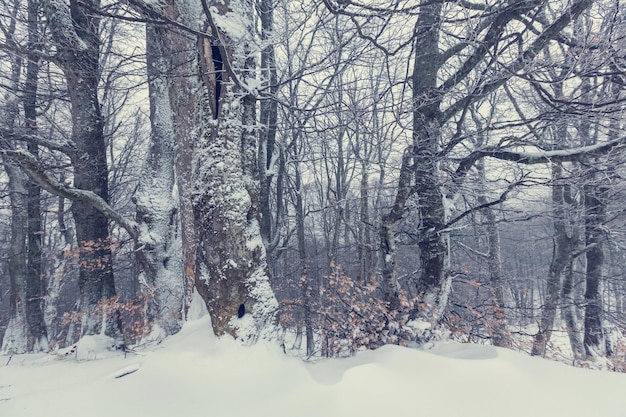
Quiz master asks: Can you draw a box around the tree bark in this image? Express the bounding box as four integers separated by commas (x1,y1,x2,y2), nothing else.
476,156,510,348
1,161,29,354
24,0,48,351
583,182,607,358
194,0,279,342
411,0,450,317
43,0,121,339
134,14,188,337
532,163,573,356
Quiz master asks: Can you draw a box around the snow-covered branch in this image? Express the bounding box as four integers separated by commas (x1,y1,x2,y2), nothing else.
43,0,91,51
1,148,139,239
456,134,626,179
1,127,78,157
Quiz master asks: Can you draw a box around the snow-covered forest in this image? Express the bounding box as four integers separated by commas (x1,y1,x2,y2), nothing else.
2,0,626,375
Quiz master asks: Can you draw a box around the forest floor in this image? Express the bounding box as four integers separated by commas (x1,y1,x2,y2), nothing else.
2,313,626,417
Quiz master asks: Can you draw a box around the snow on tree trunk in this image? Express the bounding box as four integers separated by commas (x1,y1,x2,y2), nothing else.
161,0,202,318
409,1,452,321
193,0,279,343
133,12,191,338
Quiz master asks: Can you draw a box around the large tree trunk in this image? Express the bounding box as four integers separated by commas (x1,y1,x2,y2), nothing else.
43,0,121,339
411,1,450,318
193,0,279,343
380,1,452,321
133,1,196,338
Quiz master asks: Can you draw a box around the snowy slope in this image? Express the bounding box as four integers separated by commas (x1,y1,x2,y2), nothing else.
2,317,626,417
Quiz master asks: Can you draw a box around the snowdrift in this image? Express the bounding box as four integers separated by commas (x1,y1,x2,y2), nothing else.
2,317,626,417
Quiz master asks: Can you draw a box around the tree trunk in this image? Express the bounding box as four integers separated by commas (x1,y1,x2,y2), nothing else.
24,0,48,351
0,1,47,351
133,2,194,338
194,0,279,342
43,0,121,339
476,156,510,348
561,260,585,361
411,1,450,317
380,149,413,311
295,162,315,357
1,161,29,354
583,182,607,358
532,163,573,356
258,0,282,254
380,0,452,320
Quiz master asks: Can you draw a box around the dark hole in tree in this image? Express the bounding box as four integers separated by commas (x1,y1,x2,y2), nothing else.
211,44,223,119
238,303,245,318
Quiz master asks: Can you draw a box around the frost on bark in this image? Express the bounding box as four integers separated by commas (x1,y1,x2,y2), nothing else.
133,0,199,338
43,0,121,339
193,0,279,343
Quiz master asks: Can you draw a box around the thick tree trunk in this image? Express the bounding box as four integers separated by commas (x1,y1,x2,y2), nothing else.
135,19,185,337
380,0,451,320
380,2,450,322
167,1,200,317
193,0,279,342
43,0,121,339
133,1,197,337
411,1,450,318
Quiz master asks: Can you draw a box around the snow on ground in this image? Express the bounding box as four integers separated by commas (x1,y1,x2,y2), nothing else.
2,317,626,417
